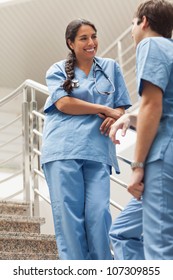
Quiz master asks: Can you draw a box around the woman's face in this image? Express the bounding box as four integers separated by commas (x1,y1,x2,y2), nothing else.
68,25,98,62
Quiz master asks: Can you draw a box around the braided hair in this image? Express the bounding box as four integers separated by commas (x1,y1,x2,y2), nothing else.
63,19,97,94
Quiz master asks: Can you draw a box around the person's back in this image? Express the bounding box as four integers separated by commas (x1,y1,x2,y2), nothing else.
136,36,173,164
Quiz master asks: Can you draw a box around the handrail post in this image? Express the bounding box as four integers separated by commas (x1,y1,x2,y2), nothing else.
30,88,40,217
22,87,32,216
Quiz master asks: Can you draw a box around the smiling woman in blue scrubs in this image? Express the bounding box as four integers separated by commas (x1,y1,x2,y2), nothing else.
41,18,131,260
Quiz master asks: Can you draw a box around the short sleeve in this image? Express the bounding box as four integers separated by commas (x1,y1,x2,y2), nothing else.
114,63,131,109
136,38,171,95
44,62,69,113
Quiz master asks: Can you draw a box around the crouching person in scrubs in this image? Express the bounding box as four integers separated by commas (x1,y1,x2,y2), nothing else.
41,19,131,260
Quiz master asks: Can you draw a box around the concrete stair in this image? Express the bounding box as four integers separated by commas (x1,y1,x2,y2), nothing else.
0,201,58,260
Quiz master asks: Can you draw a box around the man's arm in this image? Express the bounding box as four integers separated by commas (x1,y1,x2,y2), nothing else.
133,81,162,164
128,80,162,199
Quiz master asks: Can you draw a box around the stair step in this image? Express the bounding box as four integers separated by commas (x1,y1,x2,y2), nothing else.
0,201,58,260
0,232,58,256
0,251,58,260
0,215,45,234
0,201,29,216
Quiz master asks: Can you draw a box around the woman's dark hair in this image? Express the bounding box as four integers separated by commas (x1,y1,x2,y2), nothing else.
135,0,173,38
63,19,97,94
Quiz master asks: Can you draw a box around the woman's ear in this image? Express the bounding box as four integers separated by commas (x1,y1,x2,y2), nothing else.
67,39,73,50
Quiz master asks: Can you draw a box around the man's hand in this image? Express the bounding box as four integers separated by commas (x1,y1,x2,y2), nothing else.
127,168,144,200
109,114,131,144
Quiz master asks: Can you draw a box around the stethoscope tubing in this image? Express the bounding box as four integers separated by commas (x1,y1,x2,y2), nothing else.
71,59,115,95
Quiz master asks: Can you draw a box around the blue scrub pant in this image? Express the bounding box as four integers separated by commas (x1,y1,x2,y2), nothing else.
42,159,112,260
143,146,173,259
109,198,144,260
110,139,173,260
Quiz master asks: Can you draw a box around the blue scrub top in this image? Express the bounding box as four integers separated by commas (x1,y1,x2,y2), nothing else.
41,57,131,173
136,37,173,163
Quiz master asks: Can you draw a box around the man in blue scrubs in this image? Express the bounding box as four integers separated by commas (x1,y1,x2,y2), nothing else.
109,0,173,260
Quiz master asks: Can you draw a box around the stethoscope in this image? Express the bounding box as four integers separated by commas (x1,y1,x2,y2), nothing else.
71,60,115,95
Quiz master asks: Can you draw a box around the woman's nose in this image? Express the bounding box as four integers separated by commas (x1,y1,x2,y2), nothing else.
88,37,94,45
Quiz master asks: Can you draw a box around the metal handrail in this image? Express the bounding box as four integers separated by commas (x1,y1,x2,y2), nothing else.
32,110,45,120
33,148,42,156
33,168,45,179
0,79,49,216
99,26,132,57
110,199,124,211
0,83,132,216
121,44,134,58
122,53,136,68
110,175,128,189
117,155,131,165
0,79,48,107
34,188,51,204
33,129,43,138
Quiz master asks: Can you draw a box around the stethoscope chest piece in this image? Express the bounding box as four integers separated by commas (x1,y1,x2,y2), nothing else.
71,79,79,88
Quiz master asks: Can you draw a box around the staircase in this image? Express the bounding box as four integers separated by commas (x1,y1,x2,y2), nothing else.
0,201,58,260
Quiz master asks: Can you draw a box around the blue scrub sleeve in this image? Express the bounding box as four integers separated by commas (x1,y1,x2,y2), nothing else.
136,39,171,95
114,63,131,109
44,63,69,113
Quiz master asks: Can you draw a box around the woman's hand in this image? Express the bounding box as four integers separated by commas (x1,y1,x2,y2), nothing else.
98,107,125,136
99,117,116,136
103,107,124,120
